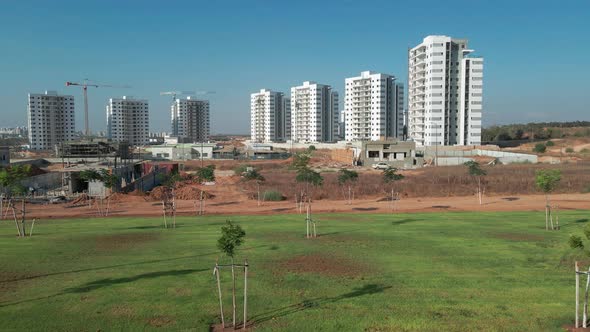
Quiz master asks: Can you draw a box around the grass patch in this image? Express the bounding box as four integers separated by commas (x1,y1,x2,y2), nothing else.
262,190,284,201
0,211,588,331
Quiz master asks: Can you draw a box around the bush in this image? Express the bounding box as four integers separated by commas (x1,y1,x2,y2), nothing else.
234,164,252,176
196,165,215,182
545,140,555,147
581,148,590,154
308,145,316,152
569,235,584,249
533,143,546,153
566,147,574,153
262,190,284,201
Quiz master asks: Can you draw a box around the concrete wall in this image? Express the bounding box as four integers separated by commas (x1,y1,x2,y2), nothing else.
420,147,537,164
21,172,63,193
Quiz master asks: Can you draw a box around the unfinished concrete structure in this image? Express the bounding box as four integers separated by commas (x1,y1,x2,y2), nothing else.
360,140,422,169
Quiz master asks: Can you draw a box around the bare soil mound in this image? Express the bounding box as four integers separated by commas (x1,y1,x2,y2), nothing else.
93,233,159,252
280,253,366,277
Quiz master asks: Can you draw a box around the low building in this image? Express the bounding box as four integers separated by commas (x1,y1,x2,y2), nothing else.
360,140,422,168
0,146,9,166
148,143,216,160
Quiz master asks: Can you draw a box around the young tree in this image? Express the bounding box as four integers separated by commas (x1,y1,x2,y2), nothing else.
242,169,265,206
196,165,216,182
338,169,358,205
382,167,404,211
296,167,323,238
464,161,487,205
217,220,246,329
296,167,323,203
0,165,32,197
535,169,562,230
291,151,311,170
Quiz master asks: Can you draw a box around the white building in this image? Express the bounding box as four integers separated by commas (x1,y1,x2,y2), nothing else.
344,71,404,141
106,96,149,146
171,97,210,142
148,143,215,160
290,81,338,143
250,89,291,143
27,91,75,150
408,35,483,146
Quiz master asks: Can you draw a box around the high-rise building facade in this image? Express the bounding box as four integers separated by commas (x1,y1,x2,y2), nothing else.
344,71,404,141
106,96,149,146
27,91,75,150
408,35,483,146
290,81,338,143
250,89,291,143
171,97,210,142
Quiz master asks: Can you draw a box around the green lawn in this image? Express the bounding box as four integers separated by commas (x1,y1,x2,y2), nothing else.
1,210,589,331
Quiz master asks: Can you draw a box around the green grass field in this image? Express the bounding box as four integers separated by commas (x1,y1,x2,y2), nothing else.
1,210,589,331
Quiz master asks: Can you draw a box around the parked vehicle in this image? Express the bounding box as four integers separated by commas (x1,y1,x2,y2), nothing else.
372,162,390,170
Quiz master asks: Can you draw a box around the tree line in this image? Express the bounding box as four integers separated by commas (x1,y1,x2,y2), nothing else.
482,121,590,142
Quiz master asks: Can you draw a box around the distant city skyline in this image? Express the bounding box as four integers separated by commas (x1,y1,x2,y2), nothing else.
0,0,588,134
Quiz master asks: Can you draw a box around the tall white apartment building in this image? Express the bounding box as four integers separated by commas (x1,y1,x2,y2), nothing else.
250,89,291,143
27,91,75,150
106,96,149,146
344,71,404,141
290,81,338,143
171,97,210,142
408,35,483,146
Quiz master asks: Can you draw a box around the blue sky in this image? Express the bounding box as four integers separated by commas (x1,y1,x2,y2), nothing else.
0,0,588,134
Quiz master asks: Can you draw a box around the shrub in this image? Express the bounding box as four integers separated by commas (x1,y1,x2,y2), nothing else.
196,165,215,182
262,190,284,201
545,140,555,147
583,185,590,194
569,235,584,249
233,164,252,176
533,143,546,153
581,148,590,154
308,145,316,152
566,147,574,153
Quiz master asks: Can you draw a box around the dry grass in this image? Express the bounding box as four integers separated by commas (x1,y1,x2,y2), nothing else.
249,162,590,201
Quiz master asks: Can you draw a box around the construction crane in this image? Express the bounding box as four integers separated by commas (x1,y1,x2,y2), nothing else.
65,79,131,136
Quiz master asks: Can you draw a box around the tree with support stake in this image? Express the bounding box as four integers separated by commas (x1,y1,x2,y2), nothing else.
382,167,404,212
566,230,590,327
464,160,487,205
338,169,358,205
215,220,247,329
295,167,323,238
535,169,561,230
242,168,265,206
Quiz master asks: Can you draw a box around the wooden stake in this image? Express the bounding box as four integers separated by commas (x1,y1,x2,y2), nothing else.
243,259,248,330
574,261,580,328
12,202,21,237
584,266,590,328
162,201,168,229
231,258,236,328
215,262,225,328
545,205,549,231
30,218,36,237
21,199,26,236
172,199,176,229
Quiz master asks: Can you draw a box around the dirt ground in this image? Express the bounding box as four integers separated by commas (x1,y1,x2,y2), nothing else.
17,185,590,220
7,160,588,220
